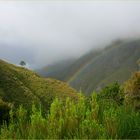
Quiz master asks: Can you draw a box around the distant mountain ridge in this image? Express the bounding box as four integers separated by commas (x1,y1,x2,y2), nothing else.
37,39,140,95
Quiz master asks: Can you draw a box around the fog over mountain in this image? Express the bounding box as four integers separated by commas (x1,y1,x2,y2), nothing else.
0,1,140,68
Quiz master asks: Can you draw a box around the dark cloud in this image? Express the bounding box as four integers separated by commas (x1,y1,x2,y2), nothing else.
0,1,140,68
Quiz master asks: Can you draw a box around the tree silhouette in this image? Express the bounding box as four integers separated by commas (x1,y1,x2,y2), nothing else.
19,61,26,66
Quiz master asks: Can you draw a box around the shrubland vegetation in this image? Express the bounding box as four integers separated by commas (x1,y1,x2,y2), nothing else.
0,71,140,139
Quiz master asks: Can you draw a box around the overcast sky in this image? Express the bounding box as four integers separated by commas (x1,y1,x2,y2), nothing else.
0,1,140,68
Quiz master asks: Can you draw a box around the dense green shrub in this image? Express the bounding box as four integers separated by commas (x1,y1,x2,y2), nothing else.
0,99,11,125
0,93,139,139
98,82,124,105
124,72,140,110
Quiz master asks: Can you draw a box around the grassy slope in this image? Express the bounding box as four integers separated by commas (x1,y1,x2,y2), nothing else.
0,60,78,109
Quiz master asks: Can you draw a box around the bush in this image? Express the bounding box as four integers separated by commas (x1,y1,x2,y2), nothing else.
98,82,124,105
124,72,140,110
0,99,11,125
0,91,140,139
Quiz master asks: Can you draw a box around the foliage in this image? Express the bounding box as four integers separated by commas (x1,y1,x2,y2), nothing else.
0,99,11,125
124,72,140,110
98,82,124,105
0,91,140,139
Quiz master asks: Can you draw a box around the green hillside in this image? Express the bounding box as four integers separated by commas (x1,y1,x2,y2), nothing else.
0,60,78,110
37,39,140,95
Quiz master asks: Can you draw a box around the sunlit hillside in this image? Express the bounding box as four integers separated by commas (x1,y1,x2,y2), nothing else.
0,60,78,111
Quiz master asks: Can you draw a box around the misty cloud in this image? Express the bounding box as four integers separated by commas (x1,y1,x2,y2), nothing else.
0,1,140,68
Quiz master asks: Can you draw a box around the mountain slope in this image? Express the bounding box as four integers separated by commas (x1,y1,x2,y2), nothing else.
37,39,140,95
37,49,102,82
37,59,75,81
70,39,140,94
0,60,78,110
